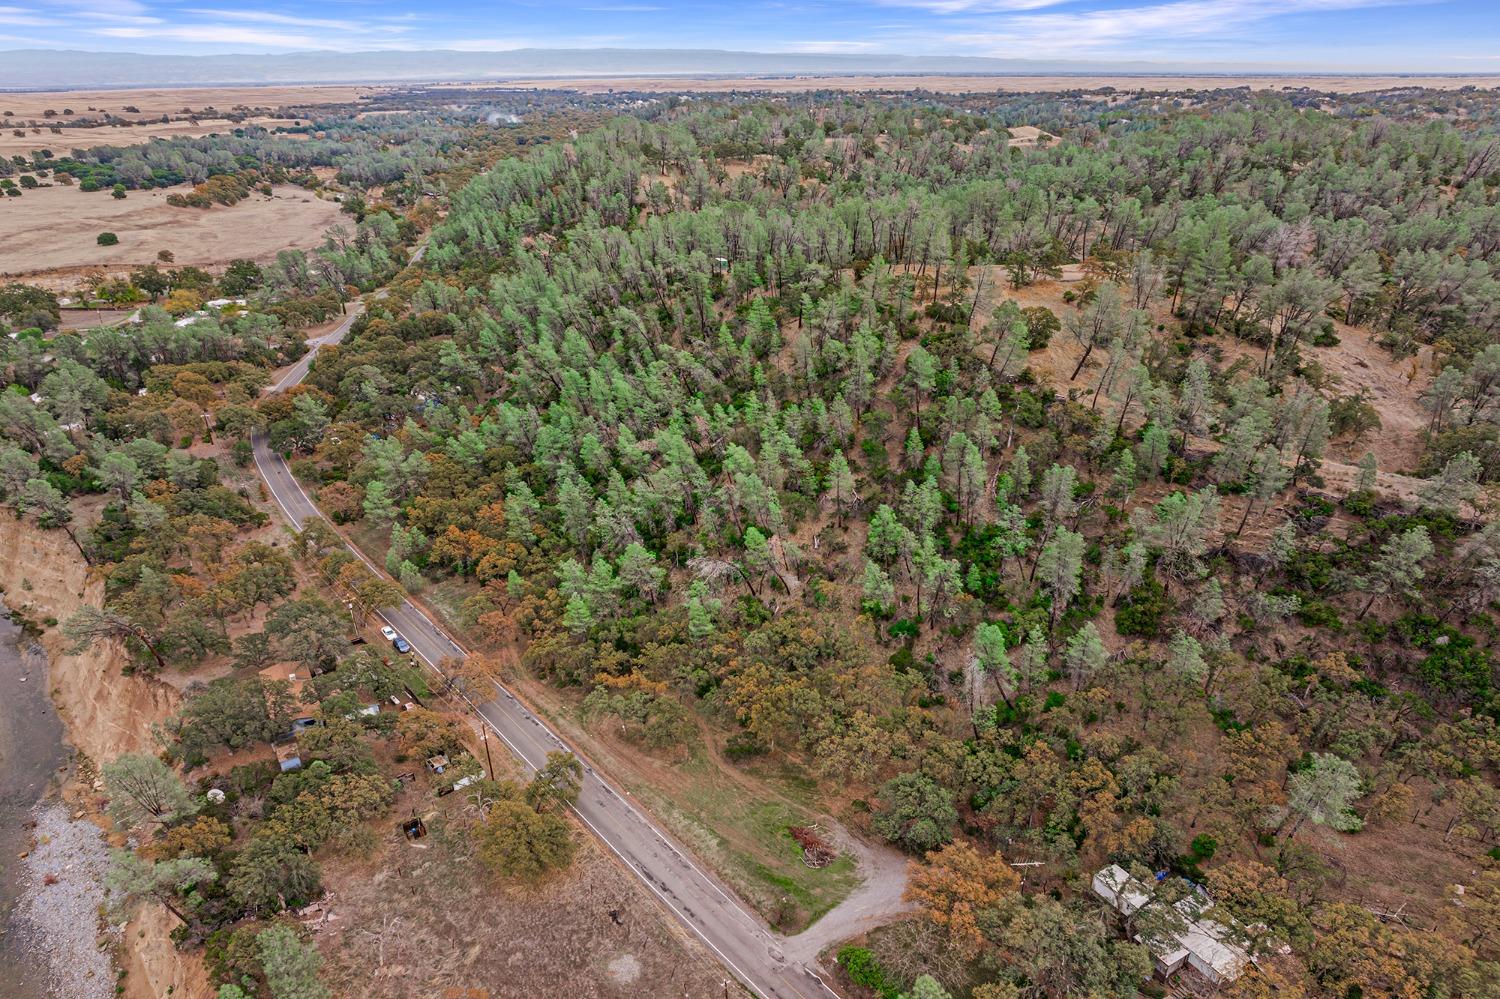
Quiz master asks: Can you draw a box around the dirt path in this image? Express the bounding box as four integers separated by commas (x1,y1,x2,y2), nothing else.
781,830,913,963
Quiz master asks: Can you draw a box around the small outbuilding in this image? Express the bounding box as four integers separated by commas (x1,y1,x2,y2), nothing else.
273,739,302,772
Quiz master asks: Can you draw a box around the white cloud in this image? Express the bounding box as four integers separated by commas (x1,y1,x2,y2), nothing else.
0,6,63,26
183,8,413,34
923,0,1419,54
875,0,1072,11
182,9,362,31
92,24,319,46
35,0,157,22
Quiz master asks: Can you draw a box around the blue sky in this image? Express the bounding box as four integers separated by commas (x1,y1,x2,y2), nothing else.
2,0,1496,69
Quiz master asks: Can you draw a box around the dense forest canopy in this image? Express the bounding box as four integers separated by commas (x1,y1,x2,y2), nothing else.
4,86,1500,998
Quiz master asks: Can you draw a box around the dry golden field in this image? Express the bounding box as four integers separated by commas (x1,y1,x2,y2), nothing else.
0,182,343,284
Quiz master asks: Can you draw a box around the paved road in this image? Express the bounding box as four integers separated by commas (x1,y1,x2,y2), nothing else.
253,287,841,999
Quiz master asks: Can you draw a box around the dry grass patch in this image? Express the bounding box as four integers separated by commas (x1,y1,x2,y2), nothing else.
0,183,343,283
316,798,729,999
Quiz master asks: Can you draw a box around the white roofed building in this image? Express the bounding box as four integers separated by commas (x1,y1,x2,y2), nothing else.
1092,864,1250,988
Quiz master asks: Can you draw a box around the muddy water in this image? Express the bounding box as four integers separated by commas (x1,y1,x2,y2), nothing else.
0,613,69,999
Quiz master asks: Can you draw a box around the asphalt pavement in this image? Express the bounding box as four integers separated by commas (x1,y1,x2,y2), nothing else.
253,291,841,999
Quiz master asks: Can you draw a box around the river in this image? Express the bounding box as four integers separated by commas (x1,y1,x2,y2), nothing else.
0,612,70,999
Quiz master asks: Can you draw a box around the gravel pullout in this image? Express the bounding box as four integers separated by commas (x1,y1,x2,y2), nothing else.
13,801,116,999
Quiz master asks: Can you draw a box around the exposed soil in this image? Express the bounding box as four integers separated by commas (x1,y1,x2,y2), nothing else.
56,308,139,330
119,904,215,999
0,517,180,763
0,183,343,285
970,265,1471,514
1303,806,1492,932
0,517,206,997
316,782,730,998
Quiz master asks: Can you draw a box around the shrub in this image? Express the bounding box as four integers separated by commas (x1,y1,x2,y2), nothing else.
1114,576,1171,638
837,946,902,999
1012,389,1048,428
1023,305,1059,349
723,732,767,761
96,231,119,246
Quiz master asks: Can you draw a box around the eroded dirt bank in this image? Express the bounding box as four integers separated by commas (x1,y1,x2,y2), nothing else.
0,517,211,999
0,517,177,762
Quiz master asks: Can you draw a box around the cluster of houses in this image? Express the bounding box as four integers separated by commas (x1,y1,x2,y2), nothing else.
1091,864,1252,992
262,659,420,773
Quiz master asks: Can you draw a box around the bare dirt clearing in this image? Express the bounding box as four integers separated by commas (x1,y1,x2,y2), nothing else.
317,796,729,998
0,182,343,282
485,74,1500,94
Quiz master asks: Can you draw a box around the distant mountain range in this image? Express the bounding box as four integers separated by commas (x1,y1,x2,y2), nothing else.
0,47,1324,90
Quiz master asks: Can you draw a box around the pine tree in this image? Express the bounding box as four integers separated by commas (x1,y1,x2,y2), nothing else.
1064,622,1108,690
258,924,329,999
1136,421,1171,478
865,504,910,566
974,622,1015,707
1037,527,1085,626
1110,449,1137,500
1191,577,1226,632
1009,445,1032,498
991,500,1029,577
1355,451,1379,495
1419,451,1481,514
1284,754,1365,837
904,424,925,469
860,559,896,615
1287,396,1330,485
824,450,857,527
1067,282,1123,380
1175,358,1212,450
1166,630,1206,686
957,442,987,525
1356,526,1432,619
1265,519,1298,570
362,480,397,527
906,346,937,416
1237,445,1290,535
686,580,717,643
1016,625,1050,692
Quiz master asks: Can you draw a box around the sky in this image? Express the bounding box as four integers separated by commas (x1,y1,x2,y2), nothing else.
1,0,1497,70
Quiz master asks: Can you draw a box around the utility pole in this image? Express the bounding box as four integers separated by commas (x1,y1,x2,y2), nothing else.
479,724,494,778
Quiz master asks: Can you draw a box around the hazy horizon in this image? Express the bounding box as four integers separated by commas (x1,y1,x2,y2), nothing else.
2,46,1497,92
3,0,1498,75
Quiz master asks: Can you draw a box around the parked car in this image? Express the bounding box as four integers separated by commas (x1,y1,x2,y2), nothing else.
381,625,398,642
393,637,412,655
